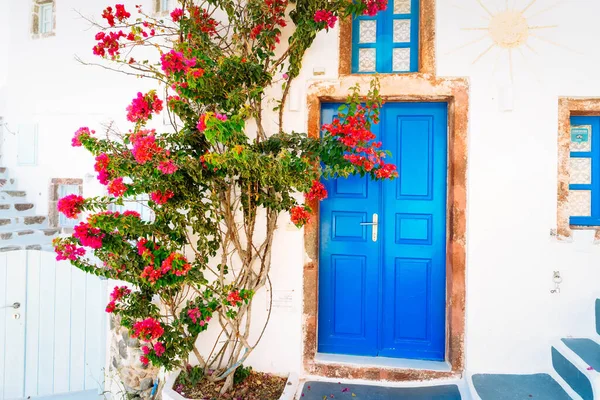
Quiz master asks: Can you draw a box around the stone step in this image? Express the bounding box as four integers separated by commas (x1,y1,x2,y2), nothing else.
551,339,600,400
0,215,48,231
0,190,27,204
0,203,36,217
0,244,51,252
470,373,571,400
0,178,17,190
0,228,59,244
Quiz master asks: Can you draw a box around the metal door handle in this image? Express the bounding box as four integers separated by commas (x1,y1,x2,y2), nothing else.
359,213,378,242
1,302,20,309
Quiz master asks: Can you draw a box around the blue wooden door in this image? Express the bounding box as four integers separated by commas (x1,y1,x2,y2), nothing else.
318,102,447,360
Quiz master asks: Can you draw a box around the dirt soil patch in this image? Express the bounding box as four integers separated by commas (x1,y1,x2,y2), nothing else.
174,370,287,399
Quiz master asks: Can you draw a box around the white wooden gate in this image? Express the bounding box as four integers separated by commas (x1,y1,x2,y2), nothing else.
0,251,107,400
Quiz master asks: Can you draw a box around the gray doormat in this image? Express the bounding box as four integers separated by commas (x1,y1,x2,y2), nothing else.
300,381,461,400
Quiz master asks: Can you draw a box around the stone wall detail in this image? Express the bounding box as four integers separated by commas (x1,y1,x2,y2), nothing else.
109,316,160,399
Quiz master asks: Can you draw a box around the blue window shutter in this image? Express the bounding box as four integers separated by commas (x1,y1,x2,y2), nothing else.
17,123,38,166
569,116,600,226
351,0,420,74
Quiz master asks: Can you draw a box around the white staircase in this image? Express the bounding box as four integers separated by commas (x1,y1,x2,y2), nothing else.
0,167,60,252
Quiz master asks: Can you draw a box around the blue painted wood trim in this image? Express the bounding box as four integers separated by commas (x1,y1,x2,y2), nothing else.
351,0,419,73
570,116,600,226
596,299,600,336
551,346,594,400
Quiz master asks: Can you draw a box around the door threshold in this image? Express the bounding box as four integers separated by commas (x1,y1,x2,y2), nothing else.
314,353,452,372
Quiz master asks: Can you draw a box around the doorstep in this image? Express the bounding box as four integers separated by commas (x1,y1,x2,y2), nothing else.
314,353,452,372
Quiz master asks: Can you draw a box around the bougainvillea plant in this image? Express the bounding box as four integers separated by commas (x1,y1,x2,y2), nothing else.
56,0,395,394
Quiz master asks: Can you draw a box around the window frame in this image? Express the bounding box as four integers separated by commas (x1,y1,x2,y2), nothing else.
351,0,420,74
569,116,600,226
155,0,170,14
31,0,55,38
39,2,53,34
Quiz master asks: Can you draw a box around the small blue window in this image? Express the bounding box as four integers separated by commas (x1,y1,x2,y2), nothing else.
569,116,600,226
351,0,419,73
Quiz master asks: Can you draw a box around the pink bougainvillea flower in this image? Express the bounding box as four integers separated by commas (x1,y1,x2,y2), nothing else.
196,114,207,132
374,163,397,179
94,153,111,184
126,92,163,123
108,177,128,197
215,113,227,122
153,342,166,357
93,30,126,58
283,73,289,79
305,180,328,201
110,285,131,302
190,68,205,78
132,318,164,341
123,210,141,218
72,127,95,147
73,222,105,249
57,194,86,219
362,0,387,16
136,238,153,258
290,206,311,227
160,50,196,75
140,355,149,365
158,160,178,174
105,301,116,313
150,189,174,205
54,242,86,261
97,170,110,185
227,290,242,306
131,130,162,164
115,4,131,21
314,10,337,29
187,307,201,323
142,345,150,355
170,8,184,22
95,153,110,171
101,6,116,26
141,265,163,283
161,252,191,276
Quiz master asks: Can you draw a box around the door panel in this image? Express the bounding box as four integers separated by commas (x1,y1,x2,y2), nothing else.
317,104,381,356
318,102,447,360
0,251,107,400
0,251,27,400
380,103,447,360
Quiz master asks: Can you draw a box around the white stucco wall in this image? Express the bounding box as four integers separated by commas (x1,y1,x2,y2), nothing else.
2,0,600,380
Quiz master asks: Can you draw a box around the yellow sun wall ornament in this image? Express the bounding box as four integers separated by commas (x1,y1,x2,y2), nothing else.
455,0,568,83
488,10,530,48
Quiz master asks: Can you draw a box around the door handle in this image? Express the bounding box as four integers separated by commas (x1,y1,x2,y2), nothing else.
359,213,378,242
1,302,20,310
